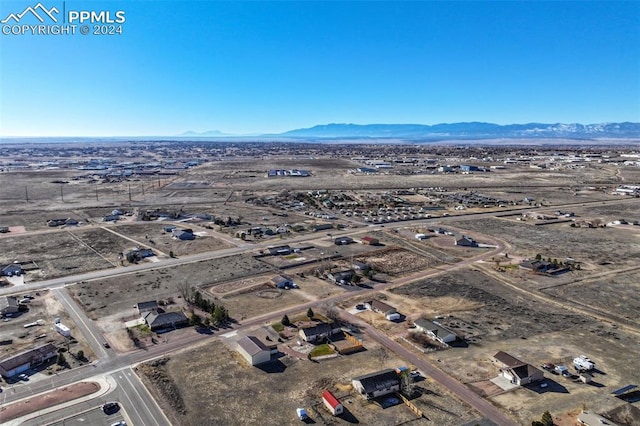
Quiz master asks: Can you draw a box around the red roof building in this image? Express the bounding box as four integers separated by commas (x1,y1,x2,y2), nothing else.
322,390,344,416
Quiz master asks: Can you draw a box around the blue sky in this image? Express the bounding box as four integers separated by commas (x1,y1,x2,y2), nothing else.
0,1,639,136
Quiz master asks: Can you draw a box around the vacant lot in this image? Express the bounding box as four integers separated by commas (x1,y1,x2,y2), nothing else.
70,254,271,319
217,284,312,321
0,231,114,280
390,269,591,343
112,222,236,257
137,338,480,426
451,217,640,268
542,270,640,323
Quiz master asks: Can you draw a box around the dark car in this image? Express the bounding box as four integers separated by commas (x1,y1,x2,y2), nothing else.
102,402,120,414
103,342,110,348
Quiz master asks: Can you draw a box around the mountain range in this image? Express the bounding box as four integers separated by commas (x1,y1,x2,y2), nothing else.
275,122,640,139
184,122,640,140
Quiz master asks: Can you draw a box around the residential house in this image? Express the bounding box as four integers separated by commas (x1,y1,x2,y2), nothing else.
334,236,354,245
1,264,23,277
236,336,271,366
328,270,356,284
312,223,334,232
268,245,292,256
519,260,569,275
143,310,188,332
414,318,458,344
352,369,401,400
455,235,478,247
0,296,19,315
366,299,397,316
271,275,295,289
299,323,339,343
322,390,344,416
102,214,119,222
172,229,195,241
0,343,58,378
136,300,159,315
493,351,544,386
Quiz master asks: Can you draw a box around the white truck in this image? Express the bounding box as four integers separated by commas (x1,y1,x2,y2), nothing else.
573,355,595,371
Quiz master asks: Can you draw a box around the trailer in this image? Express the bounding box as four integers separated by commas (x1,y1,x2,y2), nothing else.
573,355,595,371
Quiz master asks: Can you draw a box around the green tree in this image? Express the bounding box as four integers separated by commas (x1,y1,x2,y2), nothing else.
306,308,314,319
281,314,291,326
212,304,229,326
189,313,202,326
541,411,554,426
77,350,85,360
535,253,542,260
57,352,66,366
352,274,362,284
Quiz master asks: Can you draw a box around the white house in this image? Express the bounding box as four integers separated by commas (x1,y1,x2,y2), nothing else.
414,318,458,344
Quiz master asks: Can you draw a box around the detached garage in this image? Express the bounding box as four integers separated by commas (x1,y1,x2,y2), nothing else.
237,336,271,366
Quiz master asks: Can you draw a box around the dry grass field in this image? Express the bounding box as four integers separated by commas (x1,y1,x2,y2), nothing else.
137,338,481,426
70,254,271,319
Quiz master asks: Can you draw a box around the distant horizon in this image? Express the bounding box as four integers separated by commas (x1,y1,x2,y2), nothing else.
1,1,638,137
1,120,639,139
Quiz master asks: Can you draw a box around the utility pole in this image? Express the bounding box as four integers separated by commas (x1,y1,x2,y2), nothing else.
128,184,132,201
95,184,99,201
60,185,64,202
25,186,29,202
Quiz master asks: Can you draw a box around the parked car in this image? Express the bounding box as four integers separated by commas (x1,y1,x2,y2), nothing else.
110,422,126,426
102,402,120,414
103,342,110,348
540,382,548,388
17,373,29,381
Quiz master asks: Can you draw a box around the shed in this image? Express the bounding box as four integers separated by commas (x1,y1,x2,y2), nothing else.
136,300,159,315
322,390,344,416
361,236,379,245
54,323,71,337
237,336,271,366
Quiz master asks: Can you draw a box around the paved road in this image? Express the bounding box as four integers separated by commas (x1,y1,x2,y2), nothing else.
52,288,111,360
339,310,517,426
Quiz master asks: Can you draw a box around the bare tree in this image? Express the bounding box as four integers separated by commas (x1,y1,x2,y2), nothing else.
177,281,192,303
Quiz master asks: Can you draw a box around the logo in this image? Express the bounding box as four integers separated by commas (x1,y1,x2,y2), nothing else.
2,2,126,36
1,2,58,23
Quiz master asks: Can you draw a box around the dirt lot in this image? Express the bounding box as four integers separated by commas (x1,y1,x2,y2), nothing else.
0,231,114,280
217,284,312,321
541,270,640,323
70,254,271,319
386,268,640,424
111,222,236,257
451,216,640,268
136,338,481,426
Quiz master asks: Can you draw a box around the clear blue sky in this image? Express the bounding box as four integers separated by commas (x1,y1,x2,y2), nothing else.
1,1,639,136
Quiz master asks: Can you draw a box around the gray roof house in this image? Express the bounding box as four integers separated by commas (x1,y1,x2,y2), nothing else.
271,275,295,289
172,229,196,241
0,296,19,315
493,351,544,386
0,343,58,378
298,323,338,343
455,235,478,247
1,264,23,277
136,300,159,315
328,270,356,284
352,369,401,400
143,310,188,332
414,318,458,344
367,299,397,316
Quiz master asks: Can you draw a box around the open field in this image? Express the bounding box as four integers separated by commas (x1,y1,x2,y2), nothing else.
70,254,271,319
542,270,640,323
390,269,594,343
451,216,640,268
0,231,114,280
137,338,481,426
217,284,312,321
